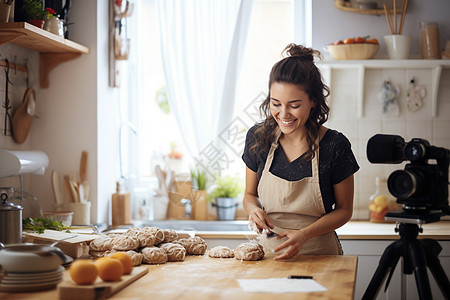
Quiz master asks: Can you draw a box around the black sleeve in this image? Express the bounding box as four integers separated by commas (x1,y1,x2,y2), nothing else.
241,125,258,172
330,133,360,184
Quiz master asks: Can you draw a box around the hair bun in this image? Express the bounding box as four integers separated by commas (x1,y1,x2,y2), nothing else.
282,43,320,62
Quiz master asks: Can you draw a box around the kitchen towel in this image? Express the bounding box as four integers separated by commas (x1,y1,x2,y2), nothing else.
237,278,327,293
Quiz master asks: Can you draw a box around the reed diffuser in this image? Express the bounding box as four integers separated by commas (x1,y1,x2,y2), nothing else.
383,0,411,59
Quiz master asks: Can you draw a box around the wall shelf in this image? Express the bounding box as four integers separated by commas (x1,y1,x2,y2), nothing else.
334,0,401,16
0,22,90,88
317,59,450,118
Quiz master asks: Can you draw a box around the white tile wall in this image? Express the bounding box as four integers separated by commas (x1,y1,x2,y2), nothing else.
323,67,450,220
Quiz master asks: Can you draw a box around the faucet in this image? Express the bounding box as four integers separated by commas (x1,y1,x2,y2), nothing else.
180,198,191,219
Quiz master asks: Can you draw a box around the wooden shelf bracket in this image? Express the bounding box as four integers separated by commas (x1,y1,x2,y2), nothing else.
40,52,82,88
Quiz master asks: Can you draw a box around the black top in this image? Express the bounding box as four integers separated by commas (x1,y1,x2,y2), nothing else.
242,125,360,213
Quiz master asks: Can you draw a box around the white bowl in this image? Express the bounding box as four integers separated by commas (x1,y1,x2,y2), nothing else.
0,243,66,273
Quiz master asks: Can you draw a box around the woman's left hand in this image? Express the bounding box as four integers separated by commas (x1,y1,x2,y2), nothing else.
272,229,308,260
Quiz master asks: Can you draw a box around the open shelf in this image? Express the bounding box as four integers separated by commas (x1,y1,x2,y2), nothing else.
334,0,402,15
318,59,450,118
0,22,89,88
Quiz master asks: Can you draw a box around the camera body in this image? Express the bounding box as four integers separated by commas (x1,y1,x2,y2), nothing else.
367,134,449,217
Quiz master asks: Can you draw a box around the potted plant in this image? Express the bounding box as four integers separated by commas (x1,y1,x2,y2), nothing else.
21,0,48,28
208,175,243,221
190,168,208,220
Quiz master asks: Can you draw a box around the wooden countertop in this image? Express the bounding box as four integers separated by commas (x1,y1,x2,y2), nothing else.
195,221,450,241
1,255,357,300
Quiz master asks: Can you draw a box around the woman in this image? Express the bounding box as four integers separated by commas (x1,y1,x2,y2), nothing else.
242,44,359,260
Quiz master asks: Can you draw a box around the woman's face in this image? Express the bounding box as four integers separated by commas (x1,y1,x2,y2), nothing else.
269,82,315,135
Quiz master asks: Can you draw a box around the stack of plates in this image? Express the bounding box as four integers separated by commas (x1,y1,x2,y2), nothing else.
0,266,64,292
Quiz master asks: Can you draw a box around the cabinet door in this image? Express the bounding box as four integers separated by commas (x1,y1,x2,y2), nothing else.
341,240,402,300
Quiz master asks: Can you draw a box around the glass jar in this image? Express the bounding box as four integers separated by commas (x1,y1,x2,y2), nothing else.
369,177,399,223
420,21,441,59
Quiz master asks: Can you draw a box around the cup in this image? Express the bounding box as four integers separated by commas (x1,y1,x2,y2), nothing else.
384,34,412,59
0,3,11,23
67,202,91,225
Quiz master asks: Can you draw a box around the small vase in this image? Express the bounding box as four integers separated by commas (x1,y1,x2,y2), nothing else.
44,17,64,37
27,19,45,29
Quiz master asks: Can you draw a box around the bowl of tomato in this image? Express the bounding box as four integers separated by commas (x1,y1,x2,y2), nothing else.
325,36,379,60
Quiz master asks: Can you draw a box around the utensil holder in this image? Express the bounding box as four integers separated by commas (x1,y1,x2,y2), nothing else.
67,202,91,225
0,3,11,23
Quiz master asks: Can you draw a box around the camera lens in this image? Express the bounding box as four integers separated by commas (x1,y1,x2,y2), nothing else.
404,142,425,161
388,170,421,199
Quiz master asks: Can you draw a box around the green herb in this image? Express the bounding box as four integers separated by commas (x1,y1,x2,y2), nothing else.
22,217,71,234
191,168,208,190
208,175,243,201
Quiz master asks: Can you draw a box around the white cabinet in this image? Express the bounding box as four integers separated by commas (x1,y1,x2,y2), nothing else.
341,239,450,300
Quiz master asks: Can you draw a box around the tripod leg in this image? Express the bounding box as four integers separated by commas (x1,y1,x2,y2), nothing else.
362,242,400,300
420,239,450,298
409,239,432,300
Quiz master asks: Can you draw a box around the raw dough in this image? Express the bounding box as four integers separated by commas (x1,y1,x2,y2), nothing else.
112,235,140,251
141,247,167,264
234,242,265,261
159,243,186,261
89,235,113,251
208,246,234,258
162,229,178,242
175,237,207,255
143,227,165,244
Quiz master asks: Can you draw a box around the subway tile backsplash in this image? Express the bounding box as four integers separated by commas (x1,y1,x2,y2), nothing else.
322,66,450,220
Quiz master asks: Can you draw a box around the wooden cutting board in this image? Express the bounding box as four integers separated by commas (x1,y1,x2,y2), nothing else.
58,266,148,300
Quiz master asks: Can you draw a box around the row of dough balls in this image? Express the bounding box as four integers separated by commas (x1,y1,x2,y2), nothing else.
208,242,265,261
88,227,207,265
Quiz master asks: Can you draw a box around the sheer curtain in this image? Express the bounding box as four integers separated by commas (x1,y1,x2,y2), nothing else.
156,0,254,159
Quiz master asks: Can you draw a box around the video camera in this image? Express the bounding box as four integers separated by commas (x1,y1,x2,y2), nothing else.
367,134,450,222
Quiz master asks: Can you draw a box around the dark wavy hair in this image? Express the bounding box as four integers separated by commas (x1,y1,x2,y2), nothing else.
249,43,330,160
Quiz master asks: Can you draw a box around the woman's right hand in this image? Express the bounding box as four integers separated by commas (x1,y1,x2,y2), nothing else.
248,207,273,234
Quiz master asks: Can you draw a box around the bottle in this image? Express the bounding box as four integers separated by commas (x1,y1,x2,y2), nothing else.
368,177,399,223
420,21,441,59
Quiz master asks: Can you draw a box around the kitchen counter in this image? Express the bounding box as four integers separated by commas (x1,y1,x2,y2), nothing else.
193,221,450,241
0,254,358,300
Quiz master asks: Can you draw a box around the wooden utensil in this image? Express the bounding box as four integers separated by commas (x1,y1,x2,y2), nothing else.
63,175,74,203
12,88,35,144
51,170,64,210
79,151,89,202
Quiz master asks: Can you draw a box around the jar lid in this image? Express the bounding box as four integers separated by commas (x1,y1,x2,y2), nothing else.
0,192,22,211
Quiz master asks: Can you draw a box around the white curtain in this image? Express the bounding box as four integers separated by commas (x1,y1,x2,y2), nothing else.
156,0,254,158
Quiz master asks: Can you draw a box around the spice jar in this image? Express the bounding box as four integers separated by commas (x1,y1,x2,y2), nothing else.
369,177,399,223
420,21,441,59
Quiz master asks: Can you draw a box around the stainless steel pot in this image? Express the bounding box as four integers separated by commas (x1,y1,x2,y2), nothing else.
0,187,23,245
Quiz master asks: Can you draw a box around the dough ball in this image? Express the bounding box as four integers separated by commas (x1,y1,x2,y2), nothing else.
174,237,207,255
143,227,165,244
159,243,186,262
208,246,235,258
234,242,264,261
89,235,113,251
111,235,140,251
141,247,167,264
162,229,178,243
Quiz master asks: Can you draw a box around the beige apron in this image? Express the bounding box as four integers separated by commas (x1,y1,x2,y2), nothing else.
257,132,342,256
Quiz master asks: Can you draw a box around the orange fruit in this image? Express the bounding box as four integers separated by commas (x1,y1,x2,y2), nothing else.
110,252,134,275
95,257,124,282
69,259,98,285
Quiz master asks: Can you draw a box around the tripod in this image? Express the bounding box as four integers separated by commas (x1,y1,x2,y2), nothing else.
362,222,450,300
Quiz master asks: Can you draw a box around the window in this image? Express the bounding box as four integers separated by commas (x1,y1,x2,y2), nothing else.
130,0,293,181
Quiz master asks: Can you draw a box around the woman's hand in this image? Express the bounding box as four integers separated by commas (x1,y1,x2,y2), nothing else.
272,229,309,260
248,207,273,234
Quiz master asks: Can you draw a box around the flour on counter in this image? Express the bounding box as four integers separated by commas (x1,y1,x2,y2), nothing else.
237,278,327,293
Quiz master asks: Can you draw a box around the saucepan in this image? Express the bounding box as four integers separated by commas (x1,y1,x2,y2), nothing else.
0,243,69,273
